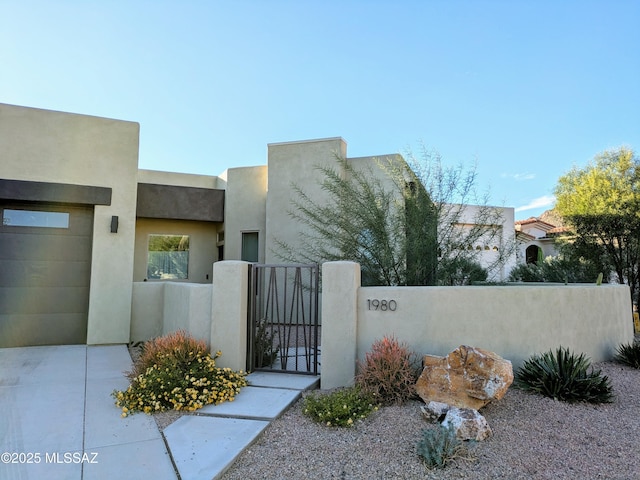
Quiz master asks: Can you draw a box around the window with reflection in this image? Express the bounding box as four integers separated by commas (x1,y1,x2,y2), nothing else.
147,234,189,280
2,209,69,228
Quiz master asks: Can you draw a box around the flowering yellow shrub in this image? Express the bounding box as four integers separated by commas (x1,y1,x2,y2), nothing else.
302,386,378,427
113,332,247,416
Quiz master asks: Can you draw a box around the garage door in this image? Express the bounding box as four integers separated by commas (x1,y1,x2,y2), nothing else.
0,203,93,347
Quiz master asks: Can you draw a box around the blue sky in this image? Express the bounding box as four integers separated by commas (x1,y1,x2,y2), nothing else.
2,1,638,219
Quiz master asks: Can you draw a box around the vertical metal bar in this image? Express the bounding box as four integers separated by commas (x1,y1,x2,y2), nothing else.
248,263,320,375
281,266,290,370
287,267,297,371
313,264,320,374
269,267,282,369
299,267,309,371
246,263,255,372
298,266,309,371
293,266,303,371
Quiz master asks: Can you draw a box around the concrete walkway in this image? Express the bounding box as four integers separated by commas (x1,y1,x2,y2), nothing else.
0,345,319,480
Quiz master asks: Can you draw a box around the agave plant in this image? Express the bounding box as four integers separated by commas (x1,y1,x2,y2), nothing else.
614,342,640,369
514,347,614,403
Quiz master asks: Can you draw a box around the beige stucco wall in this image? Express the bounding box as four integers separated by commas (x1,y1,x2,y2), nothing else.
220,166,267,261
355,284,633,369
264,139,402,266
133,218,218,283
162,282,212,345
130,281,212,346
0,103,139,344
265,138,348,264
131,282,165,341
320,261,360,389
321,261,635,389
137,169,219,188
210,261,249,370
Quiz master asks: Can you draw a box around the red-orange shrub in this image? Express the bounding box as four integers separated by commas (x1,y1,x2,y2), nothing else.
129,330,211,380
355,335,420,406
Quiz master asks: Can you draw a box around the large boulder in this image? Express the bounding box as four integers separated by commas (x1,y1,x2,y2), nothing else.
415,345,513,410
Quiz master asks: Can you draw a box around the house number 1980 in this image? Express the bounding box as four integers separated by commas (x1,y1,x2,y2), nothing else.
367,299,397,311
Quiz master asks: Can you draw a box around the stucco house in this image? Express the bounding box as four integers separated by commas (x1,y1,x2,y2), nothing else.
515,216,567,265
0,103,516,348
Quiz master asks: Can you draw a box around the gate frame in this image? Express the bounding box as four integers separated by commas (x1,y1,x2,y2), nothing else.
246,263,320,375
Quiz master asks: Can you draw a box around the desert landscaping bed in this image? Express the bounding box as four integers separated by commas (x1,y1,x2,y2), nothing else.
218,360,640,480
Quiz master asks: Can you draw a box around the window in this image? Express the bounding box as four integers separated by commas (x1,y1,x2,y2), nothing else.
241,232,259,262
2,209,69,228
147,234,189,280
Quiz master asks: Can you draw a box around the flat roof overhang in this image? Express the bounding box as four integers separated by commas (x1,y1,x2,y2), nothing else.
136,183,224,222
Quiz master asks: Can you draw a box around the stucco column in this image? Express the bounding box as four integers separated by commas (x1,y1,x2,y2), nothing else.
211,261,249,371
321,261,361,389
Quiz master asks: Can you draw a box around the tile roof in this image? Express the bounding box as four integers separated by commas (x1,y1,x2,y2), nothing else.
514,217,557,230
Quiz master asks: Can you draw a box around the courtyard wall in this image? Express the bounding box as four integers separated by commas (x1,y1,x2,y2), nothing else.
321,262,634,388
130,261,635,389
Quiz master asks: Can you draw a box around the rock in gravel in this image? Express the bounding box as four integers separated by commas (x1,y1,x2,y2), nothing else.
420,401,450,422
220,361,640,480
442,407,492,441
416,345,513,410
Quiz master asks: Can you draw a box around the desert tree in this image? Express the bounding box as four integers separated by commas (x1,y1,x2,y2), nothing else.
554,147,640,305
275,147,511,286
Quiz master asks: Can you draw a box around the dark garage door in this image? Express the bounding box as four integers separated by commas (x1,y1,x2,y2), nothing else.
0,203,93,347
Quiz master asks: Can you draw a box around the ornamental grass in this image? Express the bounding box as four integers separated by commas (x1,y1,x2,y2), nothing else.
113,330,247,416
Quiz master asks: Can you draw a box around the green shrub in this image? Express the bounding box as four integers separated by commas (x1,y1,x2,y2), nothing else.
437,257,488,286
417,424,465,469
302,386,378,427
508,263,545,282
253,318,279,368
514,347,613,403
113,330,248,416
614,342,640,369
508,256,603,283
355,335,420,406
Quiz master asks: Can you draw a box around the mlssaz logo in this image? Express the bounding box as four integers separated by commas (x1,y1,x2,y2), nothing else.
46,452,99,464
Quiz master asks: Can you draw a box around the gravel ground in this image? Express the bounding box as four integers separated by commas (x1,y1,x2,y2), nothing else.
218,361,640,480
126,344,640,479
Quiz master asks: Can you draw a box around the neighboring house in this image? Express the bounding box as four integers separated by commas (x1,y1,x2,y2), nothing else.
0,103,517,348
445,203,517,282
515,217,566,265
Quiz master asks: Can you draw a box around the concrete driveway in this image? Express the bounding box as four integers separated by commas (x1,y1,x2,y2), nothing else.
0,344,176,479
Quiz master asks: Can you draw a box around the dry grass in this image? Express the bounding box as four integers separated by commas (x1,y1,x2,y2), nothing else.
127,330,209,380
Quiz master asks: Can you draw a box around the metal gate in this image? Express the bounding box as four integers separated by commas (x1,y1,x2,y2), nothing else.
247,264,320,375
